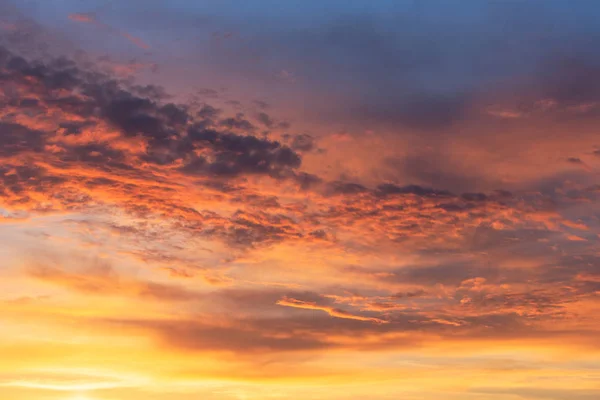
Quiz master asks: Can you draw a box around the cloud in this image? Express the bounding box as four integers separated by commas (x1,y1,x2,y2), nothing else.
289,134,316,152
275,69,296,83
68,13,95,24
69,12,150,50
27,259,204,302
256,112,274,128
0,45,306,222
2,31,600,370
103,317,330,353
276,296,388,324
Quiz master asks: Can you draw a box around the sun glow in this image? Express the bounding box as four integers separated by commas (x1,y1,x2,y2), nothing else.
68,394,94,400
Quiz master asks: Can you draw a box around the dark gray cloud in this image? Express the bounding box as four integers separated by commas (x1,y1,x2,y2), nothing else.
218,113,255,131
256,112,274,128
390,289,427,299
196,104,221,120
375,183,453,198
0,45,304,180
0,122,45,156
219,210,303,248
289,134,315,152
328,181,369,195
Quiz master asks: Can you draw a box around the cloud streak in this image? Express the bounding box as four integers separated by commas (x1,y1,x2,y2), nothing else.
276,296,388,324
69,12,150,50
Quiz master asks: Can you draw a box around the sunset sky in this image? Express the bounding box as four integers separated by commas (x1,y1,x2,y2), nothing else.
1,1,600,399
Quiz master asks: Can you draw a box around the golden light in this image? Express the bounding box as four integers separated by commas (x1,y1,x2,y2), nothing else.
67,394,94,400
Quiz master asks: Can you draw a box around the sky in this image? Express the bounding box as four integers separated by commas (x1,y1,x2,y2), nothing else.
1,0,600,399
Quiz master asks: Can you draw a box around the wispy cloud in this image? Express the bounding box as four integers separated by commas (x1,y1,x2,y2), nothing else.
276,296,388,324
69,12,150,50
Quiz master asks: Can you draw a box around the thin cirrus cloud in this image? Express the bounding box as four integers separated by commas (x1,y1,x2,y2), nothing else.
69,12,150,50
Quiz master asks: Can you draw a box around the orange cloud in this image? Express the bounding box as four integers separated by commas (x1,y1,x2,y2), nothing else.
276,296,388,324
27,261,204,302
2,40,600,400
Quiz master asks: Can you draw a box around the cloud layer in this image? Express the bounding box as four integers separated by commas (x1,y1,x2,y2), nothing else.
1,2,600,400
